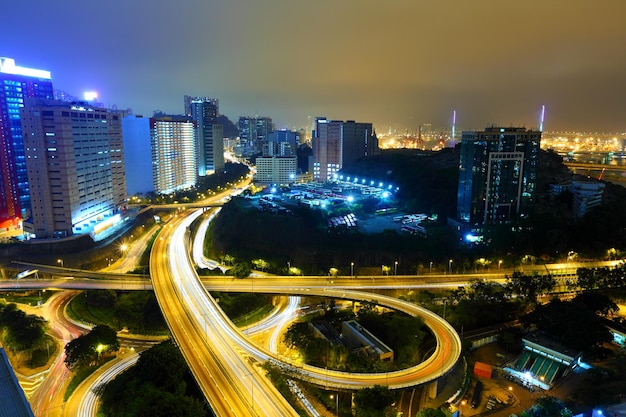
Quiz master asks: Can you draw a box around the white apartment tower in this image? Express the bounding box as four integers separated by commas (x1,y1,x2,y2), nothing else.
20,99,126,239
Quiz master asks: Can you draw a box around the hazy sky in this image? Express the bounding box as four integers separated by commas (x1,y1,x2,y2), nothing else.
3,0,626,133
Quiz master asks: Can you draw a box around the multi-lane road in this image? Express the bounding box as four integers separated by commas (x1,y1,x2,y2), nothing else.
5,200,618,416
146,207,463,416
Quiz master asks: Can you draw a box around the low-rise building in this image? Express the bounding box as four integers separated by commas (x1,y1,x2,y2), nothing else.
341,320,394,362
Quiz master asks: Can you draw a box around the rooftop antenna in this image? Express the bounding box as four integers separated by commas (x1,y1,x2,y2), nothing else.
451,110,457,143
539,105,546,132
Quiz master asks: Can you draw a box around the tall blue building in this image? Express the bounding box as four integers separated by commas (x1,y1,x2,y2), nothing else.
0,58,53,229
189,98,224,176
456,126,541,230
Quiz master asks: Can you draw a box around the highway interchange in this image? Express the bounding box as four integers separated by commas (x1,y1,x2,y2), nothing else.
3,195,620,416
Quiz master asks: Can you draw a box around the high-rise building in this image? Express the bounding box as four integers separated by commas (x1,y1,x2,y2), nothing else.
20,99,126,239
312,118,379,181
189,99,224,176
121,115,153,195
150,114,196,194
184,95,218,117
456,126,540,229
238,116,273,156
0,57,53,230
264,129,299,157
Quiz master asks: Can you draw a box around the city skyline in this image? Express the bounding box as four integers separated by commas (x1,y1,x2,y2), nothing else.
3,1,626,132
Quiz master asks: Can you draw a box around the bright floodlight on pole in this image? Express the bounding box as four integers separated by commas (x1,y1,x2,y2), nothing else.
84,91,98,101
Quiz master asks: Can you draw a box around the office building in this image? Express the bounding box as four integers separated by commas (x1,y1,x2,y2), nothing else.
184,95,218,117
238,116,273,156
264,129,299,157
312,118,378,181
254,156,297,184
121,115,153,195
456,126,540,229
150,114,196,194
189,98,224,176
0,57,54,230
20,99,126,239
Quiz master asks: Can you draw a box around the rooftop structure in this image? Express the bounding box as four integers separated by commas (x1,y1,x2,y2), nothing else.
341,320,394,362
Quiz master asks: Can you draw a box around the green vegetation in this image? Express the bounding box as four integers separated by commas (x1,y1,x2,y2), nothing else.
98,340,210,417
353,385,397,417
66,290,168,334
284,301,426,372
521,295,614,354
416,408,446,417
64,325,119,370
0,290,56,306
212,292,274,325
0,302,48,353
261,362,314,416
64,357,114,401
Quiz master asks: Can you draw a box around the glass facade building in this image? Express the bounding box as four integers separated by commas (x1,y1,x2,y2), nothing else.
457,126,541,228
0,58,53,229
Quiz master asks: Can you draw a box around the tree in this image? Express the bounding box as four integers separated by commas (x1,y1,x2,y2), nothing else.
230,262,251,278
354,385,395,417
64,325,120,370
0,303,48,352
416,408,446,417
572,291,618,317
99,340,209,417
505,272,555,303
522,299,612,353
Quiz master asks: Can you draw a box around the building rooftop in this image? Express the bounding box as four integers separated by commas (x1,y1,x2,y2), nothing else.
0,348,35,417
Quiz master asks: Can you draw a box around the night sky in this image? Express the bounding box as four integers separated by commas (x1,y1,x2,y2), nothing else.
3,0,626,132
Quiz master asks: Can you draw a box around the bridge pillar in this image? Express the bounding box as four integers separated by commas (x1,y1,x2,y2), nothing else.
428,380,438,399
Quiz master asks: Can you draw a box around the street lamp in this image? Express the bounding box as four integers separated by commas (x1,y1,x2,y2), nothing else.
498,260,502,269
330,393,339,416
394,261,398,276
350,262,354,277
429,261,433,274
57,259,63,268
448,259,453,274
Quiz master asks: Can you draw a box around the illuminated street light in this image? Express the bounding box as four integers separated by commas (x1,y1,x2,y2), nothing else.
394,261,398,276
350,262,354,277
330,393,339,416
498,260,502,269
448,259,453,274
57,259,63,268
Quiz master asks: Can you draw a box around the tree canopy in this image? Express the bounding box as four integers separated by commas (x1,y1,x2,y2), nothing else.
64,325,119,370
0,302,48,352
99,340,209,417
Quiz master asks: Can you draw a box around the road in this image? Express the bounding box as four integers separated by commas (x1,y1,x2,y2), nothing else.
150,208,299,416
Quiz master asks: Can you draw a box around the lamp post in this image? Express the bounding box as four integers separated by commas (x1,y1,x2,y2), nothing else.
350,262,354,277
429,261,433,274
448,259,453,274
498,260,502,270
330,393,339,416
57,259,63,268
394,261,398,276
